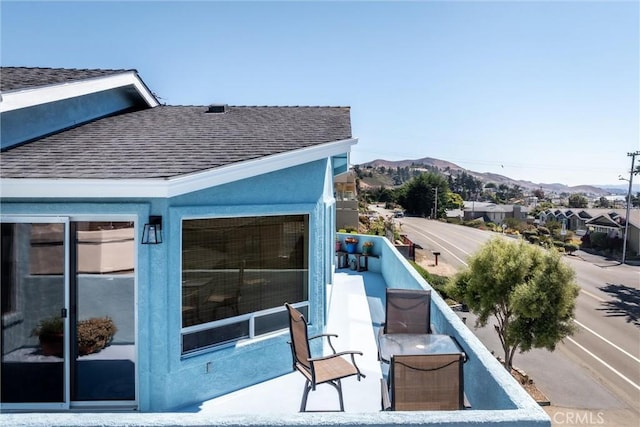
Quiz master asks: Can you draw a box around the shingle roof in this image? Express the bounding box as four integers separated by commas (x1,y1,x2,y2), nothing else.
0,67,133,92
0,105,352,179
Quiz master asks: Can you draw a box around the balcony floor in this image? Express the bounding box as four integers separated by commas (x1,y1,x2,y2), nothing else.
179,270,387,414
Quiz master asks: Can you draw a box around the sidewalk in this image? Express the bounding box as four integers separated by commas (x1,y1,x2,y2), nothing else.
574,249,640,267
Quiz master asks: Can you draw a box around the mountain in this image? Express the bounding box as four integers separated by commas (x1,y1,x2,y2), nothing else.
358,157,615,196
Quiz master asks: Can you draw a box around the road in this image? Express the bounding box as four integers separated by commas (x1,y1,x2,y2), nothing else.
377,208,640,425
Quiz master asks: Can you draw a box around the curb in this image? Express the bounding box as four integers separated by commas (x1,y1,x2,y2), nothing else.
496,356,551,407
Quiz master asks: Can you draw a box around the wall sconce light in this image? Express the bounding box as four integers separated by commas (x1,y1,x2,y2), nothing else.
141,215,163,245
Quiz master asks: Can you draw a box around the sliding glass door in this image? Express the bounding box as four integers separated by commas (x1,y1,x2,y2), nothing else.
1,217,136,410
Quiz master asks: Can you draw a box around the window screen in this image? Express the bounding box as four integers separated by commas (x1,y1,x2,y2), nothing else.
181,214,309,353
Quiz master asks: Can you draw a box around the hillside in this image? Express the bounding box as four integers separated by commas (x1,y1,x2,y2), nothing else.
359,157,611,196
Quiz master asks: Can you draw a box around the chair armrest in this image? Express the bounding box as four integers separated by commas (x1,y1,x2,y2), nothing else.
307,350,363,362
380,378,391,411
309,333,338,340
308,351,367,380
309,333,339,353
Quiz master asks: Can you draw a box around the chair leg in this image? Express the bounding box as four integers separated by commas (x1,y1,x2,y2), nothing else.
301,379,347,412
336,379,344,412
300,379,312,412
325,379,345,412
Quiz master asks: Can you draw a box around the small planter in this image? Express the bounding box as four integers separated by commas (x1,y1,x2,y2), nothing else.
39,334,64,357
344,237,358,254
362,242,374,255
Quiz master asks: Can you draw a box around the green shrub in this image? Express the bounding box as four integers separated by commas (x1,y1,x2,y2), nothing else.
589,232,608,250
527,235,540,245
409,261,452,300
564,243,579,254
464,219,484,229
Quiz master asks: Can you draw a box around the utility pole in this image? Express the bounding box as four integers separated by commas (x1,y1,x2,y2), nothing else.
621,151,639,265
434,186,438,219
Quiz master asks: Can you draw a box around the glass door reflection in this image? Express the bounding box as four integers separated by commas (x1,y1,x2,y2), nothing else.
1,221,68,406
71,221,135,402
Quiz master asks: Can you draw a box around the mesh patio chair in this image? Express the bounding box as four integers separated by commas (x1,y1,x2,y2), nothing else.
383,288,432,334
381,353,465,411
285,303,366,412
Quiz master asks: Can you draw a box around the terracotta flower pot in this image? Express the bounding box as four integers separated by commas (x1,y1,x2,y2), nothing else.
39,334,63,357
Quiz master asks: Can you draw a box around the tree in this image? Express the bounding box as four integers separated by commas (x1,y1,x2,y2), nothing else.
397,173,448,218
532,188,545,201
568,193,588,208
595,196,610,208
445,191,464,210
446,238,579,371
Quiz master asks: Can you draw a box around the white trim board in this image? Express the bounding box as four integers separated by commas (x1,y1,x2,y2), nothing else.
0,71,159,112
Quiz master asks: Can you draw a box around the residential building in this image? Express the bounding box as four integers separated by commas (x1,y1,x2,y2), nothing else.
1,67,549,426
538,208,640,256
0,67,354,412
463,202,529,225
334,170,359,231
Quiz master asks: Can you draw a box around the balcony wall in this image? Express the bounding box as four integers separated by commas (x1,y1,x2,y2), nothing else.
333,233,551,426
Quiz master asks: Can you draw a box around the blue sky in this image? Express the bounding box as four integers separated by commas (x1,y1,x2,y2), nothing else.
2,1,638,188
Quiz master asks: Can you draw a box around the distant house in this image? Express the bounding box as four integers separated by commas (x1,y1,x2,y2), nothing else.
0,67,356,411
538,208,640,256
462,202,529,225
334,170,359,230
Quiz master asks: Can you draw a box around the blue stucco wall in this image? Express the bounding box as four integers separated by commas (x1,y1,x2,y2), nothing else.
152,160,332,411
1,158,335,412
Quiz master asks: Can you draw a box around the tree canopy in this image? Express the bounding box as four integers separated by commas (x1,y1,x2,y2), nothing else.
396,172,449,218
568,193,589,208
446,238,580,371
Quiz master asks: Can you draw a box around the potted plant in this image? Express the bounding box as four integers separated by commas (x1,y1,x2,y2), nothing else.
362,240,374,255
77,316,117,356
31,316,64,357
31,316,118,357
344,236,359,254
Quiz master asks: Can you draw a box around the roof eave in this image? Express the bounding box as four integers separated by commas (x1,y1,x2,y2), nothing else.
0,70,159,113
0,137,358,199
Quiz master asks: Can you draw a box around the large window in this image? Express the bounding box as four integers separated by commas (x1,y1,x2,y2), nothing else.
181,214,309,354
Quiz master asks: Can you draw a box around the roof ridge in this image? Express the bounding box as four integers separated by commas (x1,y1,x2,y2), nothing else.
163,104,350,108
1,66,136,73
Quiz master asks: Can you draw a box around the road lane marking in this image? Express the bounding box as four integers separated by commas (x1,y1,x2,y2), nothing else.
566,336,640,392
573,319,640,364
404,226,469,266
580,289,607,303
